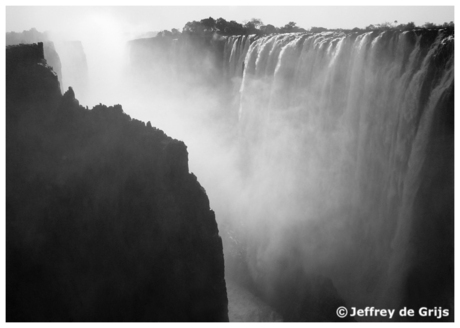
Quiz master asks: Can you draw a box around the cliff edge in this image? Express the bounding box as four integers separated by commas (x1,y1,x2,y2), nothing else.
6,43,228,322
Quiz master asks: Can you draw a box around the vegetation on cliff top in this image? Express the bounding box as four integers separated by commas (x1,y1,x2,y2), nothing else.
151,17,455,39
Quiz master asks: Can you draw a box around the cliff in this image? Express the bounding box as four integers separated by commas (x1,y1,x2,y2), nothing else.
401,34,454,320
128,32,225,88
43,42,63,93
54,40,89,99
6,28,49,45
6,28,89,100
128,28,454,321
225,29,454,321
6,29,63,93
6,43,228,322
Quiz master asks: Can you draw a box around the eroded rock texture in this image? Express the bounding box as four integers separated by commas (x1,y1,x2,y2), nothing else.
6,43,228,322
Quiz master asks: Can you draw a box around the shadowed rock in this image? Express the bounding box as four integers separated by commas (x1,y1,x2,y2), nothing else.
6,43,228,322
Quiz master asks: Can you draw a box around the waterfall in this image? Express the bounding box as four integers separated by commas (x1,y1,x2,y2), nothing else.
224,30,454,313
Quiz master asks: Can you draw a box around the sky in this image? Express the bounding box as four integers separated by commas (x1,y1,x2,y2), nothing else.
5,5,455,39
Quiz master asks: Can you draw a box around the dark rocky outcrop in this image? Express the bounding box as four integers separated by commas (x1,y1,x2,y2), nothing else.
6,28,89,98
43,42,63,93
6,28,63,93
6,43,228,322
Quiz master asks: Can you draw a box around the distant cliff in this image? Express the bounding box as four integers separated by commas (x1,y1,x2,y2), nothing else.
6,28,63,93
6,27,49,45
6,28,89,99
128,32,225,88
54,40,89,99
43,42,63,93
6,43,228,322
129,28,454,321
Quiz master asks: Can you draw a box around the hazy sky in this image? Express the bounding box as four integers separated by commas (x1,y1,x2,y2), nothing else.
6,6,454,38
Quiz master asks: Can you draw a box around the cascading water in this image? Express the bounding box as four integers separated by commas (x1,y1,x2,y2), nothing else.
6,8,454,322
222,29,454,319
123,27,453,320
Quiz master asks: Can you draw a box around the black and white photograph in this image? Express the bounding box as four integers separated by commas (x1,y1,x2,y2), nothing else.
3,3,455,323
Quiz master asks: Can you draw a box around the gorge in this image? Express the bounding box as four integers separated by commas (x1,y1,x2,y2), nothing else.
5,16,454,322
126,25,454,321
6,42,228,321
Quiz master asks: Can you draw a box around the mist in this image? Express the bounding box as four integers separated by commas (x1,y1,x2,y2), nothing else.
5,8,454,322
120,29,452,320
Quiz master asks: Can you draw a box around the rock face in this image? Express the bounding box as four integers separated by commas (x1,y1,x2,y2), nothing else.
43,42,63,93
6,28,89,100
128,33,224,88
54,40,89,100
6,28,63,93
6,43,228,322
130,28,454,321
400,42,454,320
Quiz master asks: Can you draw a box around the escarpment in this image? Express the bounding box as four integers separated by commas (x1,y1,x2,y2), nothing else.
53,40,88,99
7,29,89,99
6,43,228,322
6,29,63,93
127,27,454,321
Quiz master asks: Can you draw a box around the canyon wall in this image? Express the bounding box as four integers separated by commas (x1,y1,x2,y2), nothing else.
226,29,454,321
128,28,454,321
6,29,88,98
6,43,228,322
